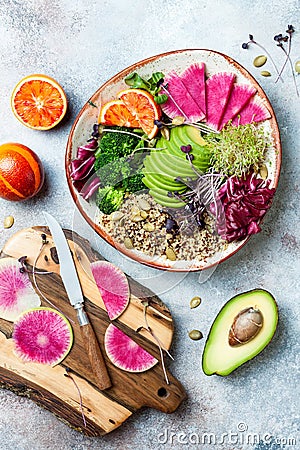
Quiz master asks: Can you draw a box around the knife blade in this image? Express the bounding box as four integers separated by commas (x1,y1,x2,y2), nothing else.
43,212,111,390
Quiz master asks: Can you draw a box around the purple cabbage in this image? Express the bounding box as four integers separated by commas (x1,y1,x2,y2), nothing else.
70,139,99,200
80,176,101,200
211,173,276,242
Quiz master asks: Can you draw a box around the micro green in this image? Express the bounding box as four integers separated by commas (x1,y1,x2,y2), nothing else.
207,122,271,178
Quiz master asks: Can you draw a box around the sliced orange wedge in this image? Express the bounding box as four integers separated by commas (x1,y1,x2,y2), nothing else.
99,99,140,128
11,74,67,130
118,89,161,139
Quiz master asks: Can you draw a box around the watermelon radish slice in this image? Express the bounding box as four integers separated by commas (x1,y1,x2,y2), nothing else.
219,84,257,129
91,261,129,320
206,72,236,130
12,307,73,366
0,257,41,322
181,63,207,117
104,323,158,372
161,71,205,122
232,98,271,126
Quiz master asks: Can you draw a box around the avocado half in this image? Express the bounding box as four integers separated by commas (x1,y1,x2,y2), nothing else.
202,289,278,376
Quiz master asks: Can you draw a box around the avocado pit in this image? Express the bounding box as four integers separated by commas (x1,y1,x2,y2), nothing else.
229,307,263,346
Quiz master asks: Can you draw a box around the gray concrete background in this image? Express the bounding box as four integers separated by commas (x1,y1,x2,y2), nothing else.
0,0,299,449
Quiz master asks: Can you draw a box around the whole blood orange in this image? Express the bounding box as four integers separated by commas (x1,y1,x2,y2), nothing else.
0,143,44,201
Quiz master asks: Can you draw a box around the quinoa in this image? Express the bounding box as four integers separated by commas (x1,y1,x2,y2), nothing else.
98,193,227,262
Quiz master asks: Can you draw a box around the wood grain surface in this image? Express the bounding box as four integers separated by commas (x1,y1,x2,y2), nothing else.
0,227,186,436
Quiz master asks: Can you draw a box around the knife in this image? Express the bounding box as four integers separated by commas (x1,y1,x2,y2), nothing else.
43,212,111,391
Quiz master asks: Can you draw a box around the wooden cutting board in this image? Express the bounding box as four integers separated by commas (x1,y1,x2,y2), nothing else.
0,227,186,436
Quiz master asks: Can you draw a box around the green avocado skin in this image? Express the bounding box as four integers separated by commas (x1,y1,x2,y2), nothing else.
202,289,278,376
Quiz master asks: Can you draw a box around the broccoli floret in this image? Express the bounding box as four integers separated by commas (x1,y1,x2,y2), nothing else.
94,127,142,188
95,157,131,187
95,127,140,161
96,186,124,215
122,172,146,193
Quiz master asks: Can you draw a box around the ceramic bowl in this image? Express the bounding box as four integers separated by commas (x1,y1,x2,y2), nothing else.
65,49,281,272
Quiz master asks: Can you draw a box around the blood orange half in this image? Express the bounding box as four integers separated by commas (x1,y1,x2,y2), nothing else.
11,74,67,130
99,99,140,128
118,89,161,139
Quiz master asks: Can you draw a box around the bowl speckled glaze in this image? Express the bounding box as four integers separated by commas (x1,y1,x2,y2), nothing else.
65,49,281,272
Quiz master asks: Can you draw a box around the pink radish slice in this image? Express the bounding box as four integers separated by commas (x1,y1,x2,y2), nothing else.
91,261,129,320
219,84,257,129
231,98,272,126
181,62,207,117
161,71,205,122
0,257,41,322
104,323,158,372
206,72,236,130
13,307,73,366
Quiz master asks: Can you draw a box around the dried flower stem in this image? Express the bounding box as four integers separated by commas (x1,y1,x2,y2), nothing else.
141,301,173,385
31,235,75,324
275,36,291,83
64,368,87,428
243,36,283,82
277,44,299,97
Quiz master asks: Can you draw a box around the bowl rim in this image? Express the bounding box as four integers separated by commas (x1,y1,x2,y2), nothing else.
65,48,282,272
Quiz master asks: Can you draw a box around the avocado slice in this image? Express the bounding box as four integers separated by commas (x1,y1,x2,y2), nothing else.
149,188,186,208
202,289,278,376
142,174,186,192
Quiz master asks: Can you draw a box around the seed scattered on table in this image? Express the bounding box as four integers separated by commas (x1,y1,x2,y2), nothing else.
190,296,201,309
3,215,14,229
188,330,203,341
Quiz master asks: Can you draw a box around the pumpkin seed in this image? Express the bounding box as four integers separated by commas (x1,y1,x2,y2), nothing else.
172,116,185,126
110,211,124,221
3,215,14,229
229,307,263,346
143,222,155,232
188,330,203,341
259,164,268,180
161,127,170,140
130,214,143,222
261,70,271,77
190,296,201,309
124,237,134,249
137,198,151,211
295,60,300,74
140,210,148,219
253,55,267,67
131,206,140,215
166,246,176,261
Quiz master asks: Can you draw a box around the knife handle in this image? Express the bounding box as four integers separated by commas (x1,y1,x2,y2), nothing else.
80,323,112,390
